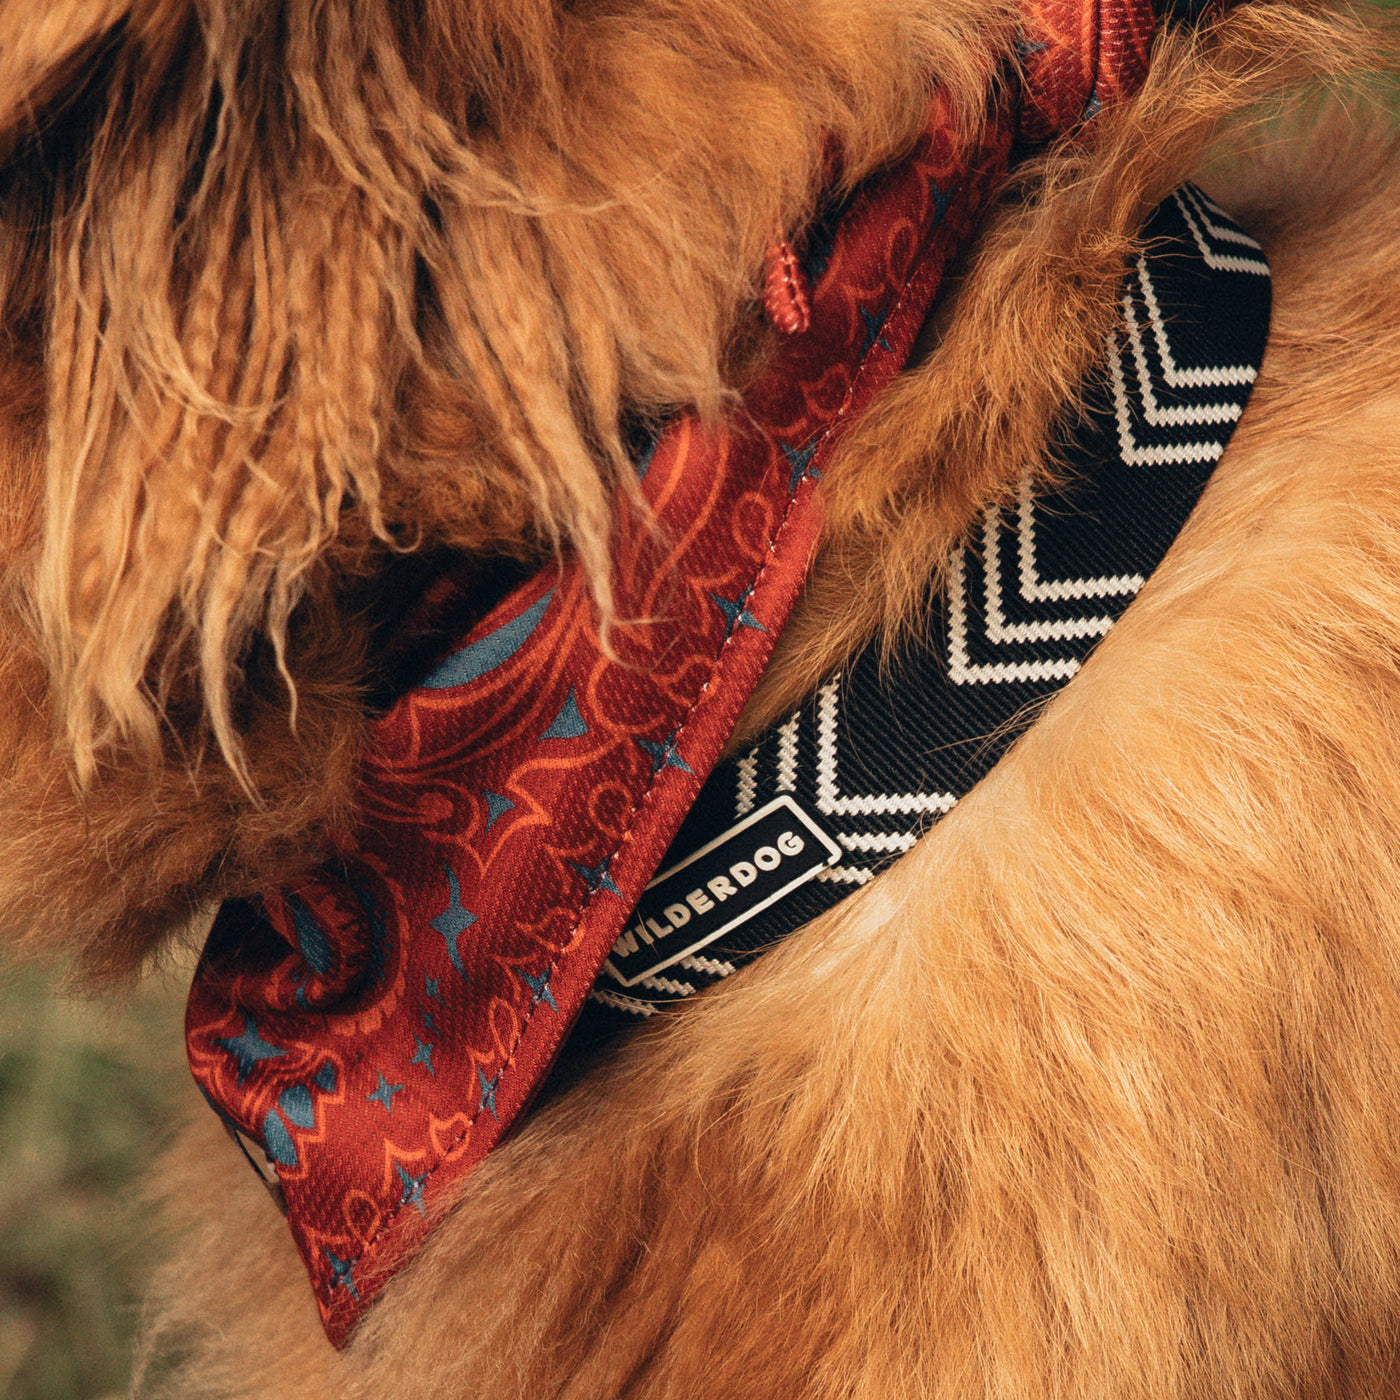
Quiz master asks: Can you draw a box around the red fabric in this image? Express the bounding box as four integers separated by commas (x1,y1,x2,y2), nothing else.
763,231,814,335
187,0,1157,1347
1019,0,1155,144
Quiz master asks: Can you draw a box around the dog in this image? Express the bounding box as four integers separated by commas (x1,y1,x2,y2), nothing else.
4,0,1400,1395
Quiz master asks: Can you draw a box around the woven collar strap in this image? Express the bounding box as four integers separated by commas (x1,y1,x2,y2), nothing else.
574,183,1271,1033
187,0,1158,1346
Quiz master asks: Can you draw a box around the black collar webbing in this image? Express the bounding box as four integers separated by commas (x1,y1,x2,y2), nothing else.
570,183,1271,1039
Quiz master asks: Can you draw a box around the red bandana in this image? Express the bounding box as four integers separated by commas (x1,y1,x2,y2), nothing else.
187,0,1154,1346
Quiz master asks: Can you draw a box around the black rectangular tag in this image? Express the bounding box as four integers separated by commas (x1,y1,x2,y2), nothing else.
605,796,842,987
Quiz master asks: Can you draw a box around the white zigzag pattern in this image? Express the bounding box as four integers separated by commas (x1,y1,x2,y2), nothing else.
838,831,918,853
1134,253,1258,390
952,210,1263,685
678,953,737,978
1106,195,1263,468
816,864,874,885
632,971,696,996
776,714,800,794
984,504,1121,646
1173,185,1269,277
588,986,659,1017
730,691,948,888
815,682,956,817
595,956,730,1011
735,750,758,817
1016,480,1142,604
949,545,1086,685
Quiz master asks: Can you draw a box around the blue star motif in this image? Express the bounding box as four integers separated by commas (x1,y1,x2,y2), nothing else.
569,855,623,900
261,1107,298,1167
859,305,893,356
636,731,693,775
711,587,765,639
540,688,589,741
424,976,441,1001
483,791,515,829
1083,88,1102,121
366,1071,405,1115
277,1084,315,1130
430,863,477,977
395,1162,430,1216
216,1016,286,1085
928,177,952,223
422,1006,438,1034
477,1066,500,1121
781,437,822,493
410,1035,435,1076
324,1248,359,1299
517,966,558,1012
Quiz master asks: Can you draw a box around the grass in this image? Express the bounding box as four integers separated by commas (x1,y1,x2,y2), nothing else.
0,957,191,1400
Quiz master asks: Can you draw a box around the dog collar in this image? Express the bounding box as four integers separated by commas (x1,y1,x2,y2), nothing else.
575,182,1270,1033
187,0,1162,1345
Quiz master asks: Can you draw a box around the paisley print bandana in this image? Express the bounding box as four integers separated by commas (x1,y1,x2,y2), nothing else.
188,0,1165,1346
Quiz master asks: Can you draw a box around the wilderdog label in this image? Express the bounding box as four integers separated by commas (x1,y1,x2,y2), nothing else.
605,796,842,987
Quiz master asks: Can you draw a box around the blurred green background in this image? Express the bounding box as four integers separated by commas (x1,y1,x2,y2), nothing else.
0,956,192,1400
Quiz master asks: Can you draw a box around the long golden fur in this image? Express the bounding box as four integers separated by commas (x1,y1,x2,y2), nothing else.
3,0,1400,1395
0,0,1007,978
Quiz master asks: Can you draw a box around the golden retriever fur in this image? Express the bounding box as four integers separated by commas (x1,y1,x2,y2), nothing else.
3,0,1400,1395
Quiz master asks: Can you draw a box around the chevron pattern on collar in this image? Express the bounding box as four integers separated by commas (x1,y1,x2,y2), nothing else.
575,184,1271,1031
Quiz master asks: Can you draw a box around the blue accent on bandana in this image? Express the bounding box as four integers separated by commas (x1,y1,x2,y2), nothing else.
420,590,553,690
